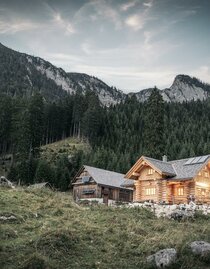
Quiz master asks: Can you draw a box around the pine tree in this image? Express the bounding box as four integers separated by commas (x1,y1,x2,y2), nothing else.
143,87,164,159
35,159,55,184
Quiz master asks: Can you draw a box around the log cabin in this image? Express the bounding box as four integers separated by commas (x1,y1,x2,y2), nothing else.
125,154,210,204
72,165,133,204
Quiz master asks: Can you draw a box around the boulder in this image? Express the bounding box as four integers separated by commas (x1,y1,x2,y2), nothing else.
190,241,210,257
147,248,177,268
169,209,194,220
0,176,15,188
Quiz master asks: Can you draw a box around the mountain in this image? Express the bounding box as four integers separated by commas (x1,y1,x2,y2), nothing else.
131,75,210,102
0,42,210,104
0,43,124,105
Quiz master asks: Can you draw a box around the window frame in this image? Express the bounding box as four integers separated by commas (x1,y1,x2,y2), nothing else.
148,168,154,175
145,187,156,196
177,187,184,196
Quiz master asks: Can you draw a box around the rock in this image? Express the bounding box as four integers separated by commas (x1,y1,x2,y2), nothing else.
0,215,17,221
0,176,15,188
169,209,194,221
190,241,210,257
147,248,177,268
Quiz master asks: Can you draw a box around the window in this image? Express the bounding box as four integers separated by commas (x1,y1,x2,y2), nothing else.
204,172,209,177
83,189,95,194
148,168,154,175
146,188,156,195
177,187,184,196
201,189,206,196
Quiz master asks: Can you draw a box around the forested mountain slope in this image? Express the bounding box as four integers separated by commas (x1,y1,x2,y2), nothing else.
0,43,210,190
0,43,124,105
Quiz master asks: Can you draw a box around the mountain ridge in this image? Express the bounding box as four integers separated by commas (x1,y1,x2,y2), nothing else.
129,74,210,103
0,42,209,104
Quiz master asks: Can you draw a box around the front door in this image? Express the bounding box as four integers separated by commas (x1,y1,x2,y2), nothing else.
102,187,109,205
168,184,175,204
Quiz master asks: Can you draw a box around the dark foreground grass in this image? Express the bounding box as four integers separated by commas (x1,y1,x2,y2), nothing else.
0,187,210,269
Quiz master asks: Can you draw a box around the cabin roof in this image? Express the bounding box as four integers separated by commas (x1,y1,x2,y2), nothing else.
144,156,176,176
121,178,135,187
139,154,210,180
168,155,210,180
126,154,210,180
83,165,133,189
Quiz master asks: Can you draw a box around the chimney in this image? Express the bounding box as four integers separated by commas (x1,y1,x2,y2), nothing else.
162,155,168,162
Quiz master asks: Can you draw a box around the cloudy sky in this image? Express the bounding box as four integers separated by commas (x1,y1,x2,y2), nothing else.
0,0,210,92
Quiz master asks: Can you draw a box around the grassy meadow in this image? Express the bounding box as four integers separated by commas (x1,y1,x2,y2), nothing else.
1,187,210,269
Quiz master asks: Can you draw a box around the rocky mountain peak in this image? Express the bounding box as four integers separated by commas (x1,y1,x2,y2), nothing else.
0,43,209,104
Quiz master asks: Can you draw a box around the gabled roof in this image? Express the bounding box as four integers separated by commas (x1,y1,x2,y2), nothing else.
144,156,176,176
168,155,210,180
125,154,210,181
76,165,133,189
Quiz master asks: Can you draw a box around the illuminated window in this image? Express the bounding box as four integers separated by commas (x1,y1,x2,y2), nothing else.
177,187,184,196
204,172,209,177
198,171,202,176
148,168,154,175
201,189,206,196
146,188,156,195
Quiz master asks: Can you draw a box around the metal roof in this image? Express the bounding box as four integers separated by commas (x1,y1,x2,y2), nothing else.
83,165,133,189
144,154,210,180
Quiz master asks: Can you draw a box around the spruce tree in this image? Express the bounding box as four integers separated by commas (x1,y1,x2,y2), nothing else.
143,87,164,159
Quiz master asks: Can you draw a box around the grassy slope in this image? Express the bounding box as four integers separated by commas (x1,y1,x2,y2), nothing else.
40,137,90,163
0,138,90,177
1,187,210,269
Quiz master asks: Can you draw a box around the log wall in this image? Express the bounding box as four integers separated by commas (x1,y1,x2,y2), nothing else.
194,161,210,204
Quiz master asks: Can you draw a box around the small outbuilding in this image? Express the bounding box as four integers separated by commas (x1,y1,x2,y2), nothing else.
72,165,133,204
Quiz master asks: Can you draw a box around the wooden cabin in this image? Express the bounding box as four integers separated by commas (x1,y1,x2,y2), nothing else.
125,155,210,204
72,165,133,204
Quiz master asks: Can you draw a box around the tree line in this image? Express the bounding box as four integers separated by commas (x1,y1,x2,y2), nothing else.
0,89,210,189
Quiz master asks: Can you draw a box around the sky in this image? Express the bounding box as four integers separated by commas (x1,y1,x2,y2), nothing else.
0,0,210,92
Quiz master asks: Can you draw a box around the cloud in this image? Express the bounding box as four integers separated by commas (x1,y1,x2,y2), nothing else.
120,0,137,11
73,64,177,91
46,53,83,63
0,19,40,34
193,66,210,84
125,14,145,31
81,41,93,55
52,12,75,35
124,0,154,31
143,1,153,8
73,0,122,30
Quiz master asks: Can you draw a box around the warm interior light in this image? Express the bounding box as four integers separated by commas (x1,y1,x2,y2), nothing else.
196,182,209,188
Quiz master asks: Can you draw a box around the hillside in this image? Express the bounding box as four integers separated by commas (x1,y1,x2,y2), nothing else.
0,43,124,106
1,187,210,269
1,43,210,104
40,137,90,164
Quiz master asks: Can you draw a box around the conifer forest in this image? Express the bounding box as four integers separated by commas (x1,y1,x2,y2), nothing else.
0,89,210,190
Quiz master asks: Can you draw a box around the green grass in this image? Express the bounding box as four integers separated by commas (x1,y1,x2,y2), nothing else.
40,137,90,163
1,187,210,269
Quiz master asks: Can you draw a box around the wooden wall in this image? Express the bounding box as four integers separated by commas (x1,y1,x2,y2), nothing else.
134,165,163,202
73,168,133,202
194,161,210,204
